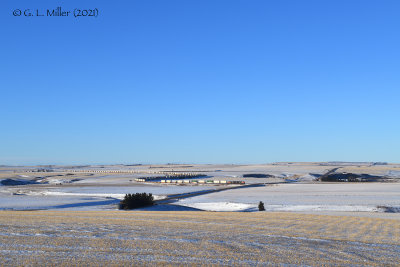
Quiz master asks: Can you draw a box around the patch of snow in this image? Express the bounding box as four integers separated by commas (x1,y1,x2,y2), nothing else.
179,201,381,212
387,171,400,178
298,174,319,181
41,191,126,199
263,204,379,212
179,202,255,212
136,204,202,211
23,191,164,200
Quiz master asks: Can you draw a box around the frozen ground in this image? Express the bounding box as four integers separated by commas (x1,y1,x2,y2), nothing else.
1,163,399,266
0,211,399,266
0,184,224,211
0,163,400,217
177,183,400,213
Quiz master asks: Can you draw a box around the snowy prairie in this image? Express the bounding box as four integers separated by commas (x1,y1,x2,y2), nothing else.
0,184,222,211
1,163,400,217
1,163,400,266
177,183,400,213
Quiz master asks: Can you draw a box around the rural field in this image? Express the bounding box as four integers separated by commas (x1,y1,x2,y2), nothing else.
1,163,400,213
1,210,400,266
1,163,400,265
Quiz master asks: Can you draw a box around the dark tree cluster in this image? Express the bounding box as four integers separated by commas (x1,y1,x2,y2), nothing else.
119,193,154,210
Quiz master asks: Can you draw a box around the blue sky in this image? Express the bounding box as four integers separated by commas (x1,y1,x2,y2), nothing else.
1,0,399,165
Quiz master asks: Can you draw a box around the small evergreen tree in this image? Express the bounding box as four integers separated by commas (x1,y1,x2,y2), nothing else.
258,201,265,211
119,193,154,210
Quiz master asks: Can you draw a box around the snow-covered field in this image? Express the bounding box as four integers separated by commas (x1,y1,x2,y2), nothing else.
1,164,400,265
0,184,222,210
1,163,400,217
177,183,400,213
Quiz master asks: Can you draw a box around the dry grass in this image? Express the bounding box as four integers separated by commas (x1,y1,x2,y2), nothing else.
0,211,399,266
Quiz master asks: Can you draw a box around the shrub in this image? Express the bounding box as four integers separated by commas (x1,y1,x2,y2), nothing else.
258,201,265,211
119,193,154,210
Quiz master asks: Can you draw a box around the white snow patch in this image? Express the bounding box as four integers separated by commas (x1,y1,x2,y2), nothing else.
263,204,379,212
41,191,164,200
180,202,255,212
179,202,380,212
41,191,127,199
16,190,164,200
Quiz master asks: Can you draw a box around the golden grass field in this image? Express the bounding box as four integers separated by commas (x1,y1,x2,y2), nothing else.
0,211,399,266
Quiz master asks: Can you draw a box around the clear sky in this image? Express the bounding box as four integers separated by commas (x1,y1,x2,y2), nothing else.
1,0,399,165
